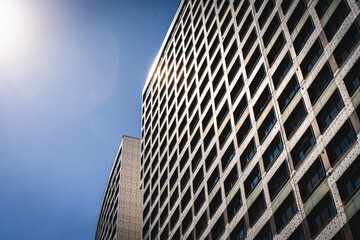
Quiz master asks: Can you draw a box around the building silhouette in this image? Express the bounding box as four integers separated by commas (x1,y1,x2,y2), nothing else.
140,0,360,239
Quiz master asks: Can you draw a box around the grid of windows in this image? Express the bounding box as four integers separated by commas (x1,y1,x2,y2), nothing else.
140,1,360,240
96,137,141,240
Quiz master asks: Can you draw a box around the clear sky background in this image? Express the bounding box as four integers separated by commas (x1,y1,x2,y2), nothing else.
0,0,179,239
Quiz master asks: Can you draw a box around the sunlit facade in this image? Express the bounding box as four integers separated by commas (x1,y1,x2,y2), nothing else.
140,0,360,239
96,136,142,240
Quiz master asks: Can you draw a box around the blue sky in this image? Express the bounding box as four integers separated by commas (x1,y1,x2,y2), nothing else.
0,0,179,239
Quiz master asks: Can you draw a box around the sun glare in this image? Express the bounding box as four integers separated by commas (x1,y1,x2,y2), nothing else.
0,0,35,60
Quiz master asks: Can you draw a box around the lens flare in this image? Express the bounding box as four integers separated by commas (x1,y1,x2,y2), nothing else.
0,0,35,60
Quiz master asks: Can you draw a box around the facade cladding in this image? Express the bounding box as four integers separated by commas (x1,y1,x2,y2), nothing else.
140,0,360,240
96,136,142,240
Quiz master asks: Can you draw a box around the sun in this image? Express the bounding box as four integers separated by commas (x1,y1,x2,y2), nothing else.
0,0,35,60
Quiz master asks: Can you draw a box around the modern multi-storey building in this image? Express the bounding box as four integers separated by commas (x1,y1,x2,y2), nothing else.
95,136,142,240
140,0,360,239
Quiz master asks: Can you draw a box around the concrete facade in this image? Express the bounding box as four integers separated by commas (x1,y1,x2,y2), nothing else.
96,136,142,240
140,0,360,239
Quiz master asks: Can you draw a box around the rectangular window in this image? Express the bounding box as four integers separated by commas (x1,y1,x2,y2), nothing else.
258,108,277,143
217,102,229,129
209,190,222,218
278,75,299,113
240,138,257,170
272,52,292,89
281,0,294,15
194,188,206,214
208,166,220,193
204,125,215,151
236,0,249,25
199,73,209,97
223,25,235,50
170,187,178,209
215,83,226,107
233,95,248,122
337,155,360,202
243,29,257,59
181,168,190,191
298,157,325,202
326,120,356,166
230,73,244,103
230,217,247,240
226,41,238,66
248,192,266,227
263,14,280,47
267,32,285,67
178,115,187,136
244,164,262,197
287,0,306,34
268,162,289,200
211,214,225,240
206,145,217,171
333,22,360,66
193,167,204,193
192,148,202,173
190,112,199,135
237,115,252,147
245,46,261,77
254,222,272,240
344,57,360,96
307,193,337,238
170,207,179,230
182,210,192,234
219,121,232,148
224,165,239,195
228,58,241,84
169,153,177,171
349,210,360,239
160,185,168,208
181,188,191,210
258,0,274,29
172,229,180,240
274,193,297,232
291,127,316,168
293,17,315,54
227,190,243,222
315,0,333,19
160,206,168,226
254,0,264,12
250,64,266,97
300,39,323,78
151,222,158,239
179,131,188,153
199,58,209,81
307,62,333,105
220,1,230,23
201,90,211,113
316,89,344,134
196,211,208,238
263,133,283,170
239,13,253,41
221,141,235,169
233,0,241,10
197,42,205,64
289,225,305,240
221,11,232,35
323,0,350,42
253,86,271,120
206,9,216,31
202,107,213,130
211,50,222,74
284,100,307,139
